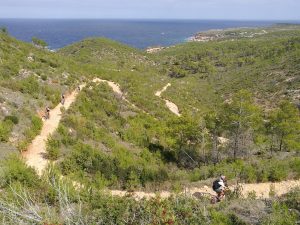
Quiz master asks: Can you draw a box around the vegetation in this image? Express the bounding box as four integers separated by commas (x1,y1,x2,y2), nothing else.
0,24,299,223
31,37,48,48
0,27,7,34
0,161,298,224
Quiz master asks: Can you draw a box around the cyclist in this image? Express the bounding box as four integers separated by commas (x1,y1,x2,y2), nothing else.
212,175,228,202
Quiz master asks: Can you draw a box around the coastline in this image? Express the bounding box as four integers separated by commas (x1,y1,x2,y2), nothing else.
186,23,300,43
0,19,279,50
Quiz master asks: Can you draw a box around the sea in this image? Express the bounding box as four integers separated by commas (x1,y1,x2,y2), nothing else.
0,19,296,50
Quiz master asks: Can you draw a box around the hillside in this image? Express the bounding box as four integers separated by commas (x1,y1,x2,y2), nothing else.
0,26,299,224
0,31,85,158
156,25,300,113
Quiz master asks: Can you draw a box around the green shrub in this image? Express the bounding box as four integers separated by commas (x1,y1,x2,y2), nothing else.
32,37,48,48
256,168,269,182
262,203,297,225
31,115,43,133
18,115,42,151
0,120,13,142
41,74,47,81
290,158,300,178
282,188,300,210
43,85,60,104
24,115,43,140
0,155,39,187
19,75,40,95
4,115,19,124
210,210,231,225
268,163,288,182
60,143,168,188
0,27,7,33
125,171,140,191
240,164,257,183
46,137,60,160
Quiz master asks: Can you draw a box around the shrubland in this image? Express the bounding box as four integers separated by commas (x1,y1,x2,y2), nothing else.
0,31,88,153
0,157,299,224
0,25,299,224
47,26,300,190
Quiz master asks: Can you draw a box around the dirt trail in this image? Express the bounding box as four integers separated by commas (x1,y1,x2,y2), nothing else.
22,78,299,200
93,78,123,95
22,83,86,175
92,78,146,113
110,179,300,200
22,78,141,175
155,83,181,116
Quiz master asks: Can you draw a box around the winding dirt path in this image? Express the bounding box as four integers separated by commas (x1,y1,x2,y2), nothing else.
22,83,86,175
155,83,181,116
93,78,147,114
22,78,141,175
110,179,300,200
22,78,299,200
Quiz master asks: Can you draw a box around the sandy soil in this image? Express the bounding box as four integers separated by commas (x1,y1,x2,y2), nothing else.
109,179,300,200
22,83,86,175
155,83,181,116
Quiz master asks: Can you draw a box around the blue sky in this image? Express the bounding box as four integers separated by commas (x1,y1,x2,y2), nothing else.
0,0,299,20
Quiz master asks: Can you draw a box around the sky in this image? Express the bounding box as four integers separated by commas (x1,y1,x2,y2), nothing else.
0,0,299,20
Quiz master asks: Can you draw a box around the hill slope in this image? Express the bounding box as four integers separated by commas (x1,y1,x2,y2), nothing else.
0,25,299,224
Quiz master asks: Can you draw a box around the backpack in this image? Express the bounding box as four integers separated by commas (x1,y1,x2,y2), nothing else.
212,179,221,191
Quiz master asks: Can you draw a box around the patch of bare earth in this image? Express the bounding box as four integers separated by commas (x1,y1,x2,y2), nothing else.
155,83,181,116
22,84,86,175
109,179,300,200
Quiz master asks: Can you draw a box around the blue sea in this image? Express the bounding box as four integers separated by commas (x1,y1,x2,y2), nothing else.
0,19,294,49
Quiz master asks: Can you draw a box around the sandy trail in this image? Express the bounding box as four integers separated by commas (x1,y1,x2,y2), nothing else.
93,78,123,95
110,179,300,200
22,78,141,175
22,78,299,200
92,78,146,113
155,83,181,116
22,83,86,175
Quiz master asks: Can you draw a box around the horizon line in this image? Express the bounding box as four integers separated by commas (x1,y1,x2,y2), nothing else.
0,18,300,22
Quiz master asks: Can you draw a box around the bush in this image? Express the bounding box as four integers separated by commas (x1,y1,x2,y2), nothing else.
18,115,42,151
19,75,40,96
282,188,300,211
240,164,257,183
0,27,7,33
268,163,288,182
0,120,13,142
210,210,247,225
0,155,39,187
41,74,47,81
31,115,43,133
46,137,60,160
60,143,168,188
32,37,48,48
262,203,297,225
4,115,19,124
290,158,300,178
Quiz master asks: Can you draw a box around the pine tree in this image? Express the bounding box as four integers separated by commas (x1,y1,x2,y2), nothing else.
204,111,223,163
222,90,262,159
269,101,300,151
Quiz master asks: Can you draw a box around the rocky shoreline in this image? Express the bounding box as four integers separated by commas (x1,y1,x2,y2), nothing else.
188,27,269,42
